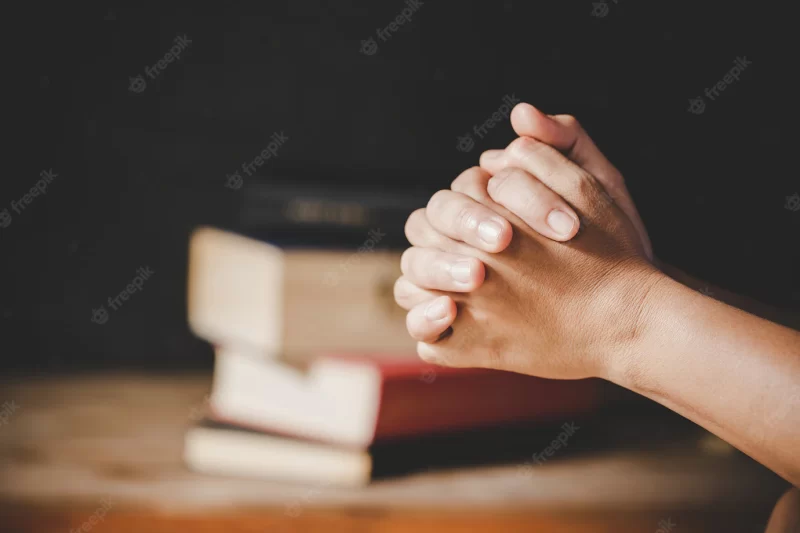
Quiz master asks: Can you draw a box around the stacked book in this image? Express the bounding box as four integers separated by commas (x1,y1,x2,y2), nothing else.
183,181,610,486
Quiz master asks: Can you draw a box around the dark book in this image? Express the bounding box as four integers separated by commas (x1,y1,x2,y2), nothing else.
234,178,429,249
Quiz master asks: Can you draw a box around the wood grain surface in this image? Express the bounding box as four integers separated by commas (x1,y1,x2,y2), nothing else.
0,374,788,532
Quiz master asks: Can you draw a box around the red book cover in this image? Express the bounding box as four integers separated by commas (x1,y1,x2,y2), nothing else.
325,354,612,442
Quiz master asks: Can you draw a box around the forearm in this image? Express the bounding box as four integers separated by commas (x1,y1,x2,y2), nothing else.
658,261,800,331
609,273,800,486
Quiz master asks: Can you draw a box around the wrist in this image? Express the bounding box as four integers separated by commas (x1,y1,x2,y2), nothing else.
600,264,671,387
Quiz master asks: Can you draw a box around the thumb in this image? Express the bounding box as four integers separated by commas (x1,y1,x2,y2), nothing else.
512,103,619,181
482,103,620,192
480,103,652,260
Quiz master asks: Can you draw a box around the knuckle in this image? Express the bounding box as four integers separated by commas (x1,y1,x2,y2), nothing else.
406,314,428,342
424,228,450,249
465,184,491,203
488,169,514,199
493,168,526,198
450,166,478,189
412,253,436,283
400,248,415,275
451,167,490,200
405,209,449,249
426,190,451,214
416,343,438,363
406,311,421,337
393,277,409,304
520,187,546,215
434,257,454,285
503,167,529,183
574,169,598,197
508,136,546,162
417,342,452,366
404,208,427,241
420,252,452,287
454,204,480,233
559,114,580,131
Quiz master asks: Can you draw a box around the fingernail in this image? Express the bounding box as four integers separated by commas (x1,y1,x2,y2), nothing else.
450,260,473,283
425,298,449,321
478,220,502,245
482,150,502,160
546,209,577,237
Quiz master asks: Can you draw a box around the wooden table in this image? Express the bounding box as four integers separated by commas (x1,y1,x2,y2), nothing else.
0,375,788,532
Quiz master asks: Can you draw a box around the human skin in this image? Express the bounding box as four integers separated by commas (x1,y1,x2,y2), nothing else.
394,104,800,491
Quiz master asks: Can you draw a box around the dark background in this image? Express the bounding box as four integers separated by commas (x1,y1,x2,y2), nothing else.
3,2,798,373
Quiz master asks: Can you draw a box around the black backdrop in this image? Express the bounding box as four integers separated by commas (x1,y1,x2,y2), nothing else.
3,2,797,372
